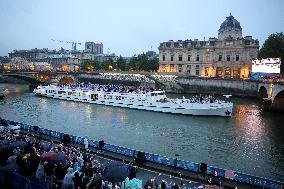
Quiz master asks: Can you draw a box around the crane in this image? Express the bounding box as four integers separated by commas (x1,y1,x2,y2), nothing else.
51,39,82,51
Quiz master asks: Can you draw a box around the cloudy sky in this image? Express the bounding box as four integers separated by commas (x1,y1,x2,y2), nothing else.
0,0,283,57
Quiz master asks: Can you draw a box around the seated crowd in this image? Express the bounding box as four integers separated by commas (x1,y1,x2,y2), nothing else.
0,118,223,189
99,73,155,84
58,83,156,94
150,75,177,83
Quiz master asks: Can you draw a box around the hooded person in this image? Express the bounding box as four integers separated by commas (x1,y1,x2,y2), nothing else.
62,167,75,189
35,162,45,184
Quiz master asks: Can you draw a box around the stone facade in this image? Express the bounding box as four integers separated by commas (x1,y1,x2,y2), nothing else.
158,14,259,78
85,42,103,54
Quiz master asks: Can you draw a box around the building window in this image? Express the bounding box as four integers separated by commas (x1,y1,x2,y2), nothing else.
225,67,231,77
178,64,183,72
195,65,200,69
179,55,182,61
218,55,222,61
171,56,174,61
162,55,165,61
196,55,199,61
216,67,223,77
227,55,230,61
236,55,239,61
205,67,209,76
188,55,191,61
195,69,200,76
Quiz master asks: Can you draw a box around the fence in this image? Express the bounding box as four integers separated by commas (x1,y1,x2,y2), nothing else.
2,119,284,189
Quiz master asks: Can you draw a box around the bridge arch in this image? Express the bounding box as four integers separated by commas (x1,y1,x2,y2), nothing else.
257,86,268,99
3,73,50,85
54,74,77,84
271,90,284,111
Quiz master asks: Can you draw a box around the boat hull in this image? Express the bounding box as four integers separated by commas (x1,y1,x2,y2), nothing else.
34,90,233,117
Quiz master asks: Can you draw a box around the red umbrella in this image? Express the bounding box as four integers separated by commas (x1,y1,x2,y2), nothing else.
40,152,59,162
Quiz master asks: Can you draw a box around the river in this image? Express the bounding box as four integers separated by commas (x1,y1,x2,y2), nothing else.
0,83,284,181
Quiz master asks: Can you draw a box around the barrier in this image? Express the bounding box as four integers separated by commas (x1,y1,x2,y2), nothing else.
0,170,47,189
3,119,282,189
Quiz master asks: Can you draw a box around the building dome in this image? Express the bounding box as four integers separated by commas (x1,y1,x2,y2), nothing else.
218,13,242,40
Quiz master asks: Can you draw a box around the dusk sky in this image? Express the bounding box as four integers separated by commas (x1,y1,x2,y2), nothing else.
0,0,283,57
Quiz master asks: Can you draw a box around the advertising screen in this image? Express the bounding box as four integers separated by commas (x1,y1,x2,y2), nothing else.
252,58,281,73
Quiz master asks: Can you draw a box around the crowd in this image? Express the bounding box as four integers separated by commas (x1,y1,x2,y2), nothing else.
57,83,156,94
150,75,177,83
0,118,224,189
99,73,155,84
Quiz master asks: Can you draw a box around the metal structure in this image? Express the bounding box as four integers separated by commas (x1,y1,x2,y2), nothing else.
51,39,82,51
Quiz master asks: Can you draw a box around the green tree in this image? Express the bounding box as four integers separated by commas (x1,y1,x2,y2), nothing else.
148,58,159,72
258,32,284,74
93,60,103,70
103,58,115,70
128,56,139,71
80,60,94,72
116,56,127,71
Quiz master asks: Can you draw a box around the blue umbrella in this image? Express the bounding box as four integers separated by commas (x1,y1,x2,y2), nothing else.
103,161,129,183
9,141,27,150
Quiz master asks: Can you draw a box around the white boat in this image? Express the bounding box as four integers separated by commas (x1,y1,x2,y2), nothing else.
33,85,233,117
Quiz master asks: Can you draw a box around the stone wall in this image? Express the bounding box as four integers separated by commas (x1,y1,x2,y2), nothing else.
177,77,259,97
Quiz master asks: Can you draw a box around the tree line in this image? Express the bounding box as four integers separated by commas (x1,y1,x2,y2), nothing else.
258,32,284,74
80,54,159,72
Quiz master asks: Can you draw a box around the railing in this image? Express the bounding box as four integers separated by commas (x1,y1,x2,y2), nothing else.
2,120,284,189
0,170,47,189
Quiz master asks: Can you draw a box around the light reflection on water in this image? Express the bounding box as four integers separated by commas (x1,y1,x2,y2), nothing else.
0,83,284,181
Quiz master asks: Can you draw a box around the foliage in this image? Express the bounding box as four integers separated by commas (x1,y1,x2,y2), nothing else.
258,32,284,74
116,56,127,71
80,60,94,71
80,53,159,72
127,53,159,72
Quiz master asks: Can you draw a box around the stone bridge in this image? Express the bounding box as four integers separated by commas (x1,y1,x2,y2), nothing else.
258,82,284,111
1,72,78,85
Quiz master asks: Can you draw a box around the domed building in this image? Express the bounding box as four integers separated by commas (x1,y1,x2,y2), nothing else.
158,14,259,78
218,13,242,40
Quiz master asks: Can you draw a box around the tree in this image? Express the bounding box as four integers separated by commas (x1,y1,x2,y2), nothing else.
80,60,94,72
103,58,115,71
126,53,159,72
258,32,284,74
116,56,127,71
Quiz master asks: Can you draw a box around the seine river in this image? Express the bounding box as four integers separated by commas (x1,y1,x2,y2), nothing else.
1,83,284,181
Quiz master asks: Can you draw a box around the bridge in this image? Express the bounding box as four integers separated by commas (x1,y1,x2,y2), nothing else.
258,81,284,111
1,72,78,86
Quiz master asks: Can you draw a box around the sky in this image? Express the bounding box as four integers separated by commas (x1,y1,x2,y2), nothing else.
0,0,284,57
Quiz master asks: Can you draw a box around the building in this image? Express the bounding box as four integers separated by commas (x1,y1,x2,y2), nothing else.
158,14,259,78
85,42,103,54
145,51,158,60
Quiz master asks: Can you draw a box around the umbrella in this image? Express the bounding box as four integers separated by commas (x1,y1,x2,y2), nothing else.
193,182,204,189
40,152,60,162
9,141,27,150
103,161,129,183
